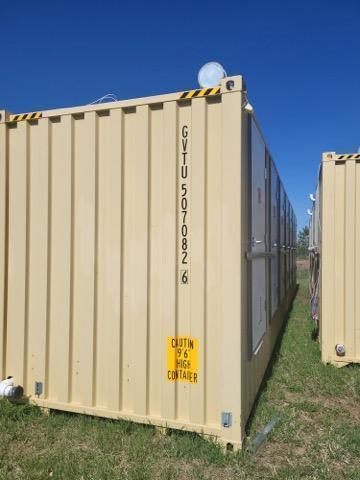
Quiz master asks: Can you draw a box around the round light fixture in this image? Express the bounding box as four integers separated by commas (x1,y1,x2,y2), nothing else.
198,62,227,88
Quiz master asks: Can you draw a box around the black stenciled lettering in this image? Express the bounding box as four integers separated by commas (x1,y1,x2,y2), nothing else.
179,124,190,284
181,270,188,283
181,165,188,179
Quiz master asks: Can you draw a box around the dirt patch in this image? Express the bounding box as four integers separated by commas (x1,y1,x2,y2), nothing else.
279,391,360,428
296,259,309,271
283,391,297,402
257,440,309,473
311,396,360,425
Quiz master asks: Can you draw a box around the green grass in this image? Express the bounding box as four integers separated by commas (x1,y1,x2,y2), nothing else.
0,268,359,479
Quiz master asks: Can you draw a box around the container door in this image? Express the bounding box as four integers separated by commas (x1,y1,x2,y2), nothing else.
294,211,297,283
289,208,293,286
270,160,279,318
287,198,291,291
292,208,296,285
250,120,267,352
279,184,285,302
290,202,292,288
288,200,291,289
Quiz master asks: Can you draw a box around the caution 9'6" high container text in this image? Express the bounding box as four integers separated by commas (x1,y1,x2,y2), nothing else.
0,75,296,449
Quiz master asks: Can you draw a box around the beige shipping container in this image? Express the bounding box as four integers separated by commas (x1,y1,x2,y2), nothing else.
310,152,360,367
0,75,296,449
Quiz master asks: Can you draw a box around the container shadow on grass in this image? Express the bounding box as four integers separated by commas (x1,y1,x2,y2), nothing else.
39,408,221,456
311,325,319,341
245,284,299,439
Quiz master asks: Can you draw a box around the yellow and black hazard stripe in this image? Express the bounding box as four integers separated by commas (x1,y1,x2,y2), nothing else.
337,154,360,160
9,112,43,122
179,87,221,100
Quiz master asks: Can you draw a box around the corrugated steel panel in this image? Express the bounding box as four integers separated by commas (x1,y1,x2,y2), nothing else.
0,75,296,449
319,152,360,365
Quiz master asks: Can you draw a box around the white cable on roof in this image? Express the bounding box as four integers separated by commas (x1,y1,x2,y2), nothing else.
89,93,118,105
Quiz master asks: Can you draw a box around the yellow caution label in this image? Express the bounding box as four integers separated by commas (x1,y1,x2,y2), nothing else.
9,112,42,122
336,154,360,160
167,336,198,383
179,87,220,100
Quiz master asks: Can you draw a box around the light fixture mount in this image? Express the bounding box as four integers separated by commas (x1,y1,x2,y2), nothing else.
198,62,227,88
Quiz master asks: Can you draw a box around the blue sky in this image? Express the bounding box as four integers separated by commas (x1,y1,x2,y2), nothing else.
1,0,359,229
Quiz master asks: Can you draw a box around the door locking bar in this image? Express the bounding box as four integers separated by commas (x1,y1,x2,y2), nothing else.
245,251,276,260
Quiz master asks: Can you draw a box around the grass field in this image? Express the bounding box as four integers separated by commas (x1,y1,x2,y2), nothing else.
0,267,359,480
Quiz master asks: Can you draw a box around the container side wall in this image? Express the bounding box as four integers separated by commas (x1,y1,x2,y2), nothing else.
321,158,360,363
242,114,296,430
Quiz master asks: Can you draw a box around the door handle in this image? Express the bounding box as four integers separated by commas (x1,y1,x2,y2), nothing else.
252,237,263,246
